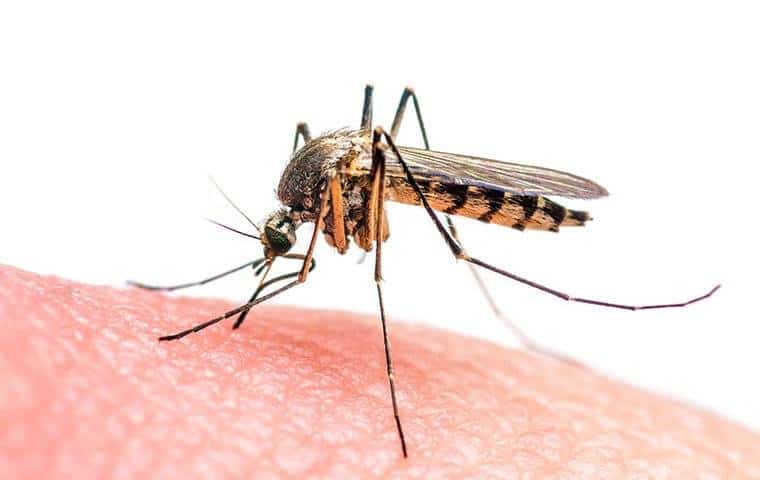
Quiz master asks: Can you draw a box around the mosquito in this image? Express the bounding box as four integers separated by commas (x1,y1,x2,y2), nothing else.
129,85,720,458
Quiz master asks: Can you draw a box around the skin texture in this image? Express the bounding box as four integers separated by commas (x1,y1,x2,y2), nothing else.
1,264,759,479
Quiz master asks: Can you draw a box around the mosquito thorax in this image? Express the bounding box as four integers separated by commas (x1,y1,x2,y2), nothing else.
277,128,370,213
261,209,297,258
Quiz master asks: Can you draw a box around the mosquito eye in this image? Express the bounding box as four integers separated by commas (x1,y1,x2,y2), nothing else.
265,227,292,255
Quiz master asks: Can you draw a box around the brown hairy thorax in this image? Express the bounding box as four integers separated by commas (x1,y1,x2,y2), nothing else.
278,129,383,252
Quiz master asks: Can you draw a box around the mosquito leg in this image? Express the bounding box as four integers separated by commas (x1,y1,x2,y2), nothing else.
379,129,720,310
299,180,331,283
232,254,316,330
371,129,388,282
443,218,585,366
328,173,348,254
360,84,374,130
292,122,312,153
370,127,407,458
160,253,318,341
233,185,329,332
390,86,430,149
225,261,275,332
128,259,265,292
389,90,569,358
232,291,266,330
159,181,328,341
158,279,302,341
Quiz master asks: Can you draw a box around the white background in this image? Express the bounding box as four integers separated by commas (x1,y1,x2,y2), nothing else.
1,2,758,430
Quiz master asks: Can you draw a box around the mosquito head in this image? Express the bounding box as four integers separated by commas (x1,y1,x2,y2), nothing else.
261,208,297,258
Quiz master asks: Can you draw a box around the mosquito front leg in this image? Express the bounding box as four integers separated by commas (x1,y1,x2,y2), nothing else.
159,249,321,341
298,179,331,283
157,279,303,341
369,127,407,457
380,129,720,311
232,254,317,330
160,181,330,341
327,173,348,254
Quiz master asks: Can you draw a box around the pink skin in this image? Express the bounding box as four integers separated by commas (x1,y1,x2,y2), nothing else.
1,265,758,479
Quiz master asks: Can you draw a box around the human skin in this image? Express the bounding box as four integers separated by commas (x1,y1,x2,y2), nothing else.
1,265,758,479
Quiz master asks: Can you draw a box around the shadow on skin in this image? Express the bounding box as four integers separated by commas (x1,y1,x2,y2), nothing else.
1,264,758,478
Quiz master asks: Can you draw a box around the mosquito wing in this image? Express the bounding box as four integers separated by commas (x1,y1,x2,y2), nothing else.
382,146,609,199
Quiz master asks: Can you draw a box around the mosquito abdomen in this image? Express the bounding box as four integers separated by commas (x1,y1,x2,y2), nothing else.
387,179,590,232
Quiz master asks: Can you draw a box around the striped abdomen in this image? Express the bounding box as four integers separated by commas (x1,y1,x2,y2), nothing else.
386,179,589,232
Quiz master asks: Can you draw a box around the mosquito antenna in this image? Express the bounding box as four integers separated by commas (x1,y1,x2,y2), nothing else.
209,175,261,233
205,218,260,240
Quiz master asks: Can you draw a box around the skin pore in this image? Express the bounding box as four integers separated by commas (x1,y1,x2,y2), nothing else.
1,264,758,479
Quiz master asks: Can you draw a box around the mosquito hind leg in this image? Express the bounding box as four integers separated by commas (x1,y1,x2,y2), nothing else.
379,129,719,311
443,217,586,366
388,89,578,361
